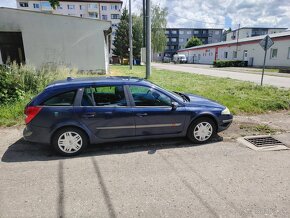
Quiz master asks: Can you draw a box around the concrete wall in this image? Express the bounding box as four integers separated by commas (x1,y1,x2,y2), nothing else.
0,8,111,72
178,36,290,67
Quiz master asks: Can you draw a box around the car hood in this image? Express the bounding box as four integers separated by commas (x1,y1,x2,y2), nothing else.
184,94,225,109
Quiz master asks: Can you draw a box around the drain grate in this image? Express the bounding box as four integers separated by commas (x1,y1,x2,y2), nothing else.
245,136,285,147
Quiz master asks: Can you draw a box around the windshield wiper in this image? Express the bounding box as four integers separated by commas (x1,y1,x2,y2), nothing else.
174,92,190,102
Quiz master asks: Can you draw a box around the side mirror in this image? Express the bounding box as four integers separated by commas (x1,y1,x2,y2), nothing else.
171,102,178,110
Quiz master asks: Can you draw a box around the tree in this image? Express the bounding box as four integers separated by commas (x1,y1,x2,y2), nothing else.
132,15,143,58
151,5,168,53
112,9,130,59
48,0,59,9
185,36,203,48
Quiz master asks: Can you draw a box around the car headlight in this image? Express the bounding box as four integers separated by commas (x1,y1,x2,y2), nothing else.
221,107,231,115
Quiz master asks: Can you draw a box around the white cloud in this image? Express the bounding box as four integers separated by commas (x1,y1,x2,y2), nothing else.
129,0,290,29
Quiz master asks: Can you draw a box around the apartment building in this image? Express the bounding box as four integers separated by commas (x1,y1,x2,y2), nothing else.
16,0,123,56
178,31,290,68
164,28,223,58
226,27,287,41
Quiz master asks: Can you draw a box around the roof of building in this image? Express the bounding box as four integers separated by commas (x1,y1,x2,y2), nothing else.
178,31,290,52
0,7,112,24
19,0,123,3
231,26,288,32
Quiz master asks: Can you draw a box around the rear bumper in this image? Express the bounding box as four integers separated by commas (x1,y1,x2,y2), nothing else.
217,115,233,132
23,125,51,144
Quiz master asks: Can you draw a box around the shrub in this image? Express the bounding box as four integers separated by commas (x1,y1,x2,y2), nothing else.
213,60,248,68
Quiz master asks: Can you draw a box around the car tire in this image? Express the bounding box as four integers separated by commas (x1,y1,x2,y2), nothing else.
52,127,88,156
187,117,217,144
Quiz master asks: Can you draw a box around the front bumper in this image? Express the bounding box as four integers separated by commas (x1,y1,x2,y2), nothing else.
217,115,233,132
23,125,51,144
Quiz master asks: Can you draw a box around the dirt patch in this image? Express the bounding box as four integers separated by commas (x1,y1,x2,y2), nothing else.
221,110,290,141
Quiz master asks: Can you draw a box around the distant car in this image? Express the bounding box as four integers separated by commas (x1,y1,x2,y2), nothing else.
23,77,233,156
163,56,171,63
173,54,187,64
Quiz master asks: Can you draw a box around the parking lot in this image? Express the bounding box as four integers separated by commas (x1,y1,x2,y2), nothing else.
1,126,290,218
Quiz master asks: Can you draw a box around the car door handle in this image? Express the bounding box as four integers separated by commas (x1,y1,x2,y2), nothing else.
136,113,148,117
82,113,96,118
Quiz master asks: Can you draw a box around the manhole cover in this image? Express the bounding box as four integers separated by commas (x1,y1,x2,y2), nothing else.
245,136,285,147
237,135,289,151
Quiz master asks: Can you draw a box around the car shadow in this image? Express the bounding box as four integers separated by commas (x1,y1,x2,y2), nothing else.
1,136,223,163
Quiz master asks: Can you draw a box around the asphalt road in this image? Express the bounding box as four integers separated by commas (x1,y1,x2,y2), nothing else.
1,127,290,217
152,63,290,88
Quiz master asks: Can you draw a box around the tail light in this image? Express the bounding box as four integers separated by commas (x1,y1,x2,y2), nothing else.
24,106,42,124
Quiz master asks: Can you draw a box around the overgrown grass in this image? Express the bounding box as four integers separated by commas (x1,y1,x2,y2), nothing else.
0,64,289,127
111,65,290,114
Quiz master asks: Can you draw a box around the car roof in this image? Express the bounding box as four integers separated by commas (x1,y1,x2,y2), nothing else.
46,76,148,90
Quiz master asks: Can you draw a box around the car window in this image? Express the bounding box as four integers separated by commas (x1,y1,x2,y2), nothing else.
42,91,76,106
82,85,127,107
129,85,172,107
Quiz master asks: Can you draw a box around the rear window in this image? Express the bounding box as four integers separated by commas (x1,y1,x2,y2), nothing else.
42,91,76,106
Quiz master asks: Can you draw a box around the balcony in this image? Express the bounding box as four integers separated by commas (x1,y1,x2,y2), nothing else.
88,4,99,12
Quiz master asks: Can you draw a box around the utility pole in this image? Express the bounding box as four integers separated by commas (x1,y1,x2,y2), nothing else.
129,0,133,70
145,0,151,79
143,0,146,47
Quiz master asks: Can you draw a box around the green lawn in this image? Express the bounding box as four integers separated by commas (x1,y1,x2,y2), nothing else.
0,65,289,127
111,65,290,115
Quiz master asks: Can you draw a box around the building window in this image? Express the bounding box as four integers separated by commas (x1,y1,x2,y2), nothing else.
67,5,75,9
194,30,199,34
203,30,207,34
57,5,63,9
288,47,290,59
233,51,237,58
270,48,278,59
19,2,28,7
171,38,177,42
80,5,86,10
111,4,119,10
102,6,107,10
172,30,177,34
111,14,120,19
187,31,191,34
224,52,228,59
88,4,98,9
215,30,220,35
165,30,169,34
179,30,184,34
89,12,98,18
102,15,108,20
179,38,184,42
33,3,39,8
166,38,169,42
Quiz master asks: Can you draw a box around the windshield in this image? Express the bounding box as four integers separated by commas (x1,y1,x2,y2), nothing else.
149,82,187,102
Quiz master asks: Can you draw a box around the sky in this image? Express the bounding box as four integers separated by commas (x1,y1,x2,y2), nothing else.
1,0,289,30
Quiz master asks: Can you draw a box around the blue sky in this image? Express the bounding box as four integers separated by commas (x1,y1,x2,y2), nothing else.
1,0,289,30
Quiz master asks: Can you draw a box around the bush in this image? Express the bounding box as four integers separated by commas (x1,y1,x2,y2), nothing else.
213,60,248,68
0,64,80,105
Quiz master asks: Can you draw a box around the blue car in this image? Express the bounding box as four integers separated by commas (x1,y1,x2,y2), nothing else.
24,77,233,156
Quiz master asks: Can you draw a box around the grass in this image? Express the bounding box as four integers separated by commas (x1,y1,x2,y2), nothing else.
0,64,289,127
110,65,290,115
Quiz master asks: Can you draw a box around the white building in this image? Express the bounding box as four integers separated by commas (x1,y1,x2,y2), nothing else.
226,27,287,41
0,7,111,73
178,31,290,68
16,0,123,57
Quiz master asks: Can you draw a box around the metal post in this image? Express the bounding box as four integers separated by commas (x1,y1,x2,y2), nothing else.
143,0,146,47
145,0,151,79
261,37,268,86
129,0,133,70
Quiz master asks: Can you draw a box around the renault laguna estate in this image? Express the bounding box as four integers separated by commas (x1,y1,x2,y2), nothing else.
24,77,233,156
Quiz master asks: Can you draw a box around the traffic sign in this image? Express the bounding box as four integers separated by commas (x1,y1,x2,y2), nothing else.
259,35,274,51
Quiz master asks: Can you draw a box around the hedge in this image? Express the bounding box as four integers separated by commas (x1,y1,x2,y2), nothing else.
213,60,248,68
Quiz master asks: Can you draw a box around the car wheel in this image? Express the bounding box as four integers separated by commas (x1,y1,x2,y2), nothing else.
52,127,88,156
187,118,217,144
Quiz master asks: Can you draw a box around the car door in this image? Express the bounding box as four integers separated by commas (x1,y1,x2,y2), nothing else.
75,85,135,139
128,85,186,136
